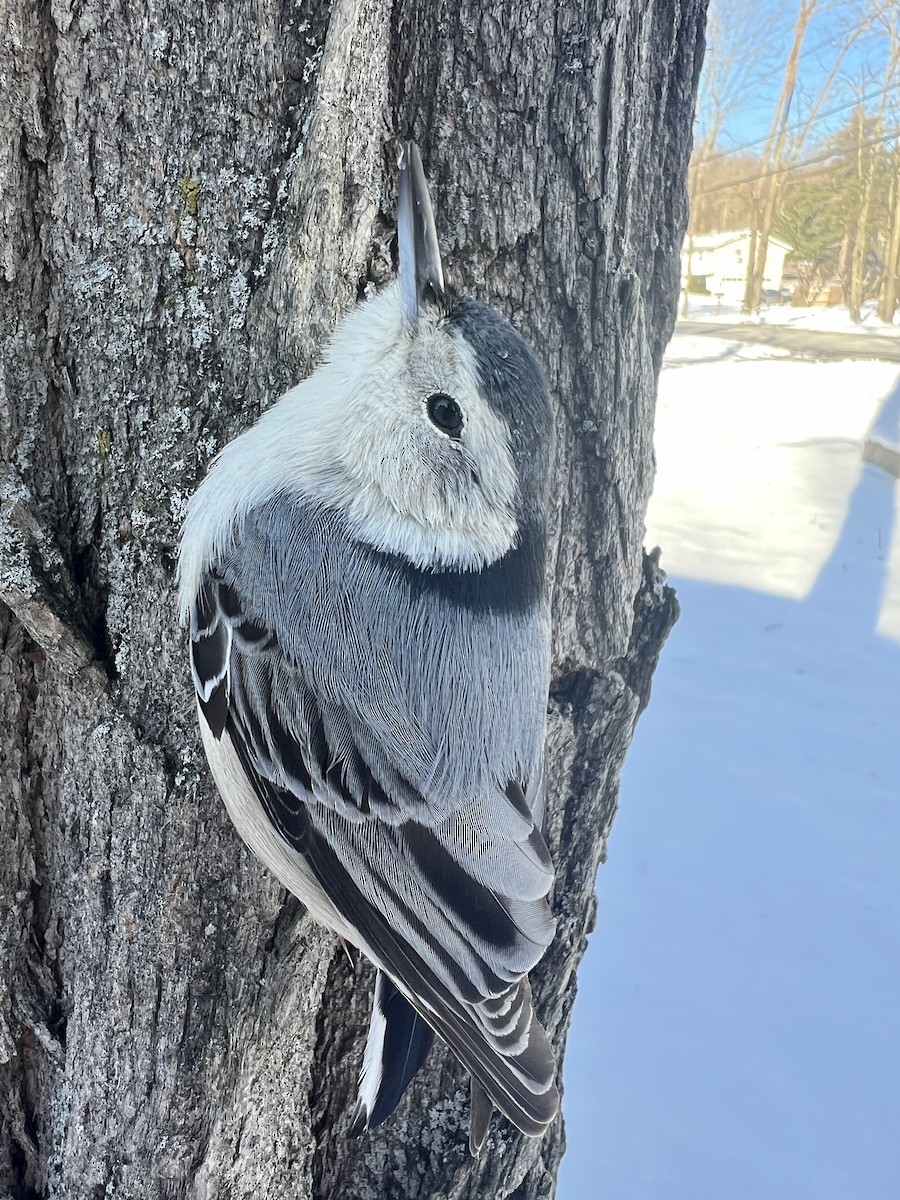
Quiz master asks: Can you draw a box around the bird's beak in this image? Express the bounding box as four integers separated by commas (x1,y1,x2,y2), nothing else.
397,140,445,325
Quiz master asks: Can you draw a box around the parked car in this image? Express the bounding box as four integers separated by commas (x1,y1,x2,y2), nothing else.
761,286,793,305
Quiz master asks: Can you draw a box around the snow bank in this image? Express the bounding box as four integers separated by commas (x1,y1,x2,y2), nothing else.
680,296,900,336
560,333,900,1200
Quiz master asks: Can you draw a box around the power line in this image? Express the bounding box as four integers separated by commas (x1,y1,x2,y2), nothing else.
694,127,900,196
697,1,897,161
703,15,873,110
700,13,883,129
703,78,900,163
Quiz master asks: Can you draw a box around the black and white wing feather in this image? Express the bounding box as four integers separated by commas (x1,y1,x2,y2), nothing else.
188,502,558,1139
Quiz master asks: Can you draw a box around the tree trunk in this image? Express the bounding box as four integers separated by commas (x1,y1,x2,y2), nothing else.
876,18,900,325
877,162,900,323
743,189,761,313
848,128,879,323
0,1,701,1197
849,40,897,326
743,0,816,314
838,228,853,302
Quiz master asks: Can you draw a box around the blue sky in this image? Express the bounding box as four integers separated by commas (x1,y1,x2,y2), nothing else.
711,0,894,152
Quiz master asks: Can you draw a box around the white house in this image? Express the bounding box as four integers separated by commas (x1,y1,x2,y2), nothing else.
681,229,793,303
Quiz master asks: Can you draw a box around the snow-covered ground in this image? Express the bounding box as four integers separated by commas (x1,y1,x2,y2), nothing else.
559,333,900,1199
681,295,900,336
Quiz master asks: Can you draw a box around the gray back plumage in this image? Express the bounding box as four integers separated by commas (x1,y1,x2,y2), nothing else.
222,493,551,808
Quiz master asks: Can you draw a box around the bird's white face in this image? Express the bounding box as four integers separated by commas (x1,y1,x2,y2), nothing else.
176,285,527,618
296,283,521,572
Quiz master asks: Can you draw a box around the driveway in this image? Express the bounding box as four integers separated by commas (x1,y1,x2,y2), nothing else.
677,320,900,363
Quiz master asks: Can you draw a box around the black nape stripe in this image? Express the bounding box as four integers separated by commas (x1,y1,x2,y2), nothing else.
384,518,545,617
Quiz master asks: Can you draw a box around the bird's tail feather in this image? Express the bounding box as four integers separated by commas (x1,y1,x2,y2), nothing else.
349,968,435,1135
468,1078,493,1155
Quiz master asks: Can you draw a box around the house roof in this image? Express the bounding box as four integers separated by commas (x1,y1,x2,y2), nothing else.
686,229,793,253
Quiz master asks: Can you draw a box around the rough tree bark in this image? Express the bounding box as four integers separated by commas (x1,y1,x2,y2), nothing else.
0,1,703,1197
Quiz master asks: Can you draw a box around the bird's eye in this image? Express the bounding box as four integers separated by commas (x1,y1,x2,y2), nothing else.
426,393,464,439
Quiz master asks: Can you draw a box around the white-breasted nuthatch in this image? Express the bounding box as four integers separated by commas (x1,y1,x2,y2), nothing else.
178,142,558,1152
